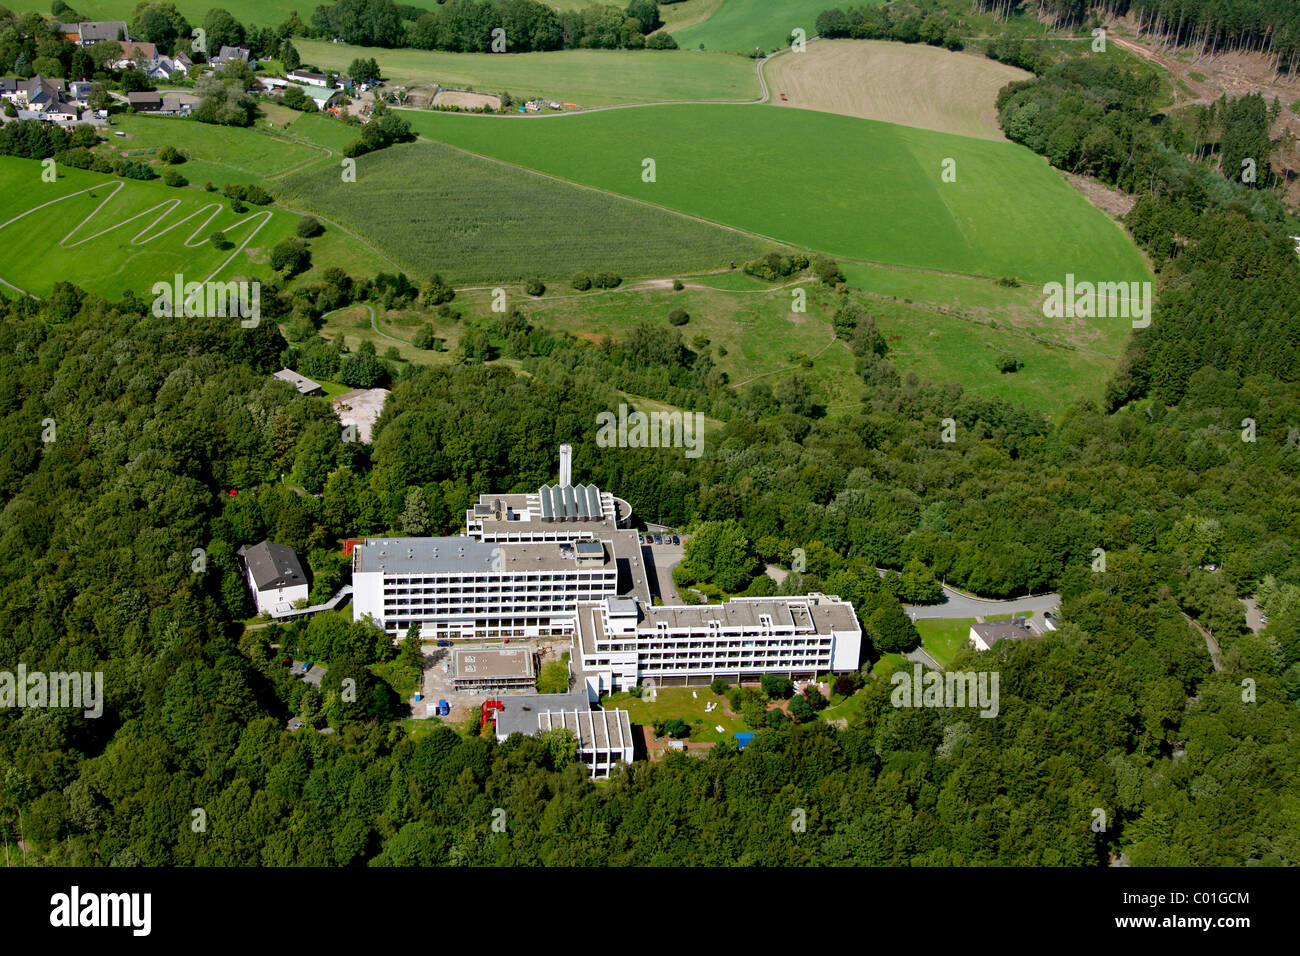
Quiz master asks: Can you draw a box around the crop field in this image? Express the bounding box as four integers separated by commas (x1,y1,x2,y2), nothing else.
294,41,758,107
767,39,1032,141
406,105,1153,285
675,0,881,52
106,115,330,187
274,140,763,283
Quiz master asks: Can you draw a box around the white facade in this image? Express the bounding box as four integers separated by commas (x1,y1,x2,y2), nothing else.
352,537,617,639
246,568,308,615
577,594,862,692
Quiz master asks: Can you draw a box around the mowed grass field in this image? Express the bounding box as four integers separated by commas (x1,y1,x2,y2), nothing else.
676,0,878,52
0,156,297,298
0,156,388,298
915,618,978,669
294,41,759,107
274,139,763,282
767,39,1032,141
406,105,1153,285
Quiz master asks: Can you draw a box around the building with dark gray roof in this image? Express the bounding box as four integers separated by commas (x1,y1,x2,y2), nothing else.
238,541,310,615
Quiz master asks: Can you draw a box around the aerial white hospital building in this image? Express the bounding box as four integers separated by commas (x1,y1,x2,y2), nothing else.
352,445,862,685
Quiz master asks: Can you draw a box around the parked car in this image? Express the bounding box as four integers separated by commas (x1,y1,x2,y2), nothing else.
436,640,453,647
281,657,293,665
654,534,662,544
301,660,313,673
437,699,450,716
671,535,680,545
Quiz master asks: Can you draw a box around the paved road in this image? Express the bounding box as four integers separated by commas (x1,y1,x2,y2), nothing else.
905,583,1061,621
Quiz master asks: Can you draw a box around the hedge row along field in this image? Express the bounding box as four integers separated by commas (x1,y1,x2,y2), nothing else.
273,139,765,282
405,104,1152,286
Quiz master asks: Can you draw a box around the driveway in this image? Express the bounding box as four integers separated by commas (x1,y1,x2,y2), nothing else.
905,583,1061,621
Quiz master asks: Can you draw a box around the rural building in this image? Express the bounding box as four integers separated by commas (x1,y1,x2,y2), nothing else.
126,91,162,112
66,81,92,104
273,368,324,396
491,691,633,779
61,21,129,45
968,618,1035,652
287,69,330,87
451,646,536,692
238,541,310,615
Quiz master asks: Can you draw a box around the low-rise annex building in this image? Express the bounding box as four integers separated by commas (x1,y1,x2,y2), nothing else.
238,541,309,615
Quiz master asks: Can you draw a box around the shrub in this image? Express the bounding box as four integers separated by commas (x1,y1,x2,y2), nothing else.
422,274,455,305
161,167,187,187
271,238,310,276
525,277,545,297
571,272,592,291
803,685,828,711
296,215,323,238
592,272,621,289
710,676,728,696
672,279,684,291
760,674,794,700
663,718,690,739
812,256,844,286
412,323,441,350
667,307,689,326
156,144,184,164
209,230,228,249
997,355,1021,374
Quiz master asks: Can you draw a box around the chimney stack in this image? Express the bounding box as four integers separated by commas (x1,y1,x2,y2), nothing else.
559,443,572,487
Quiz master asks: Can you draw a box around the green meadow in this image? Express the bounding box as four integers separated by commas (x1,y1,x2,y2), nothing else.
107,114,331,187
405,105,1153,285
0,157,385,298
294,41,759,107
675,0,878,52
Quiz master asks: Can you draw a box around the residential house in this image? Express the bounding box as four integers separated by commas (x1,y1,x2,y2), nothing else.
148,56,186,81
111,41,158,72
21,76,66,110
66,21,130,46
0,78,20,101
238,541,310,615
968,618,1035,652
66,81,93,105
213,46,255,70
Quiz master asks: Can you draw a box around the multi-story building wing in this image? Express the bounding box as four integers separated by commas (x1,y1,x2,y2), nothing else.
576,593,862,693
352,536,617,639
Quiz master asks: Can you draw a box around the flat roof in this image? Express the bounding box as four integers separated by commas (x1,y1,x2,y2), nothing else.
538,707,633,753
971,619,1033,645
494,691,589,738
354,536,609,574
454,647,535,681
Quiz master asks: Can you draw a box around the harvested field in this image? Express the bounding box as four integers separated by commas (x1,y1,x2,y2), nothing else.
432,89,502,110
766,39,1032,141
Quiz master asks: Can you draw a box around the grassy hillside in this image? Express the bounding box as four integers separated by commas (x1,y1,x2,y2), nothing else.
104,114,331,187
675,0,872,52
70,0,293,26
274,139,764,282
0,156,387,298
293,41,759,107
405,105,1152,285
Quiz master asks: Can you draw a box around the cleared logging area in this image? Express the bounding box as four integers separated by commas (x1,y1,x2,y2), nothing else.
273,140,764,282
767,40,1032,141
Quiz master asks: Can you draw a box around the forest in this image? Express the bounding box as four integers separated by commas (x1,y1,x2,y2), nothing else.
0,249,1298,863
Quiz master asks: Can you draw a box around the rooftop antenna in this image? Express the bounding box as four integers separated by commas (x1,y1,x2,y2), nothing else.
559,443,573,488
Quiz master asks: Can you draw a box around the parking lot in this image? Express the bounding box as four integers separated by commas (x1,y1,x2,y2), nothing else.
639,531,686,604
